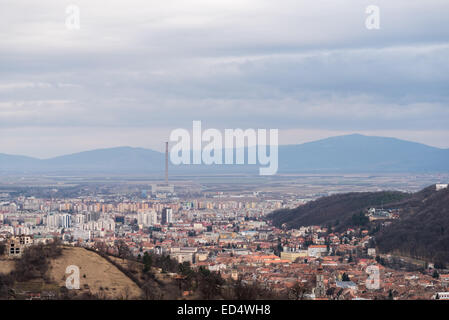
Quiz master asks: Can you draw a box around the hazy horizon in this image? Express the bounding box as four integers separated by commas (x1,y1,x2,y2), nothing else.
2,132,449,160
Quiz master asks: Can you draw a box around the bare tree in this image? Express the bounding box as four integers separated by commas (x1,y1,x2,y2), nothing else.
116,240,131,261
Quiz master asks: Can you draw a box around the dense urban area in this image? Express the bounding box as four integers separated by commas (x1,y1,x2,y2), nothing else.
1,176,449,300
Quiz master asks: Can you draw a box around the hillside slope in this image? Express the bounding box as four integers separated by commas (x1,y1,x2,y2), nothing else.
50,247,142,299
375,187,449,264
268,185,449,264
267,191,408,229
0,246,142,299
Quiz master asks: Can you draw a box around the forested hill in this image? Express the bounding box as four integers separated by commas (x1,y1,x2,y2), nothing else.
267,185,449,264
267,191,408,230
375,187,449,264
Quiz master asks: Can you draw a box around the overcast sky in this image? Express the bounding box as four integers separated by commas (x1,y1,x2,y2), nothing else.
1,0,448,158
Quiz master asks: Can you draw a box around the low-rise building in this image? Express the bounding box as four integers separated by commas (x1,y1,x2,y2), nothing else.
308,245,327,257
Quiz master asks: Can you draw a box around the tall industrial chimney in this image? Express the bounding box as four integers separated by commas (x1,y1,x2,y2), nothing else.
165,141,168,184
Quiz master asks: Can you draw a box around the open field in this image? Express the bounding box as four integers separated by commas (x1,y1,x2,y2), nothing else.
2,173,447,197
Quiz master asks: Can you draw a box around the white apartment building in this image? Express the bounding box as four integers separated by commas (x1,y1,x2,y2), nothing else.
308,245,328,257
436,183,448,191
137,210,158,227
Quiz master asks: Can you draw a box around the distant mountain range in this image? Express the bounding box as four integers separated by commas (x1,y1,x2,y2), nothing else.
1,134,449,174
0,147,164,174
278,134,449,173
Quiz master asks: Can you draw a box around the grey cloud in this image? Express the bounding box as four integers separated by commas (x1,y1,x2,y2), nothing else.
1,0,449,156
